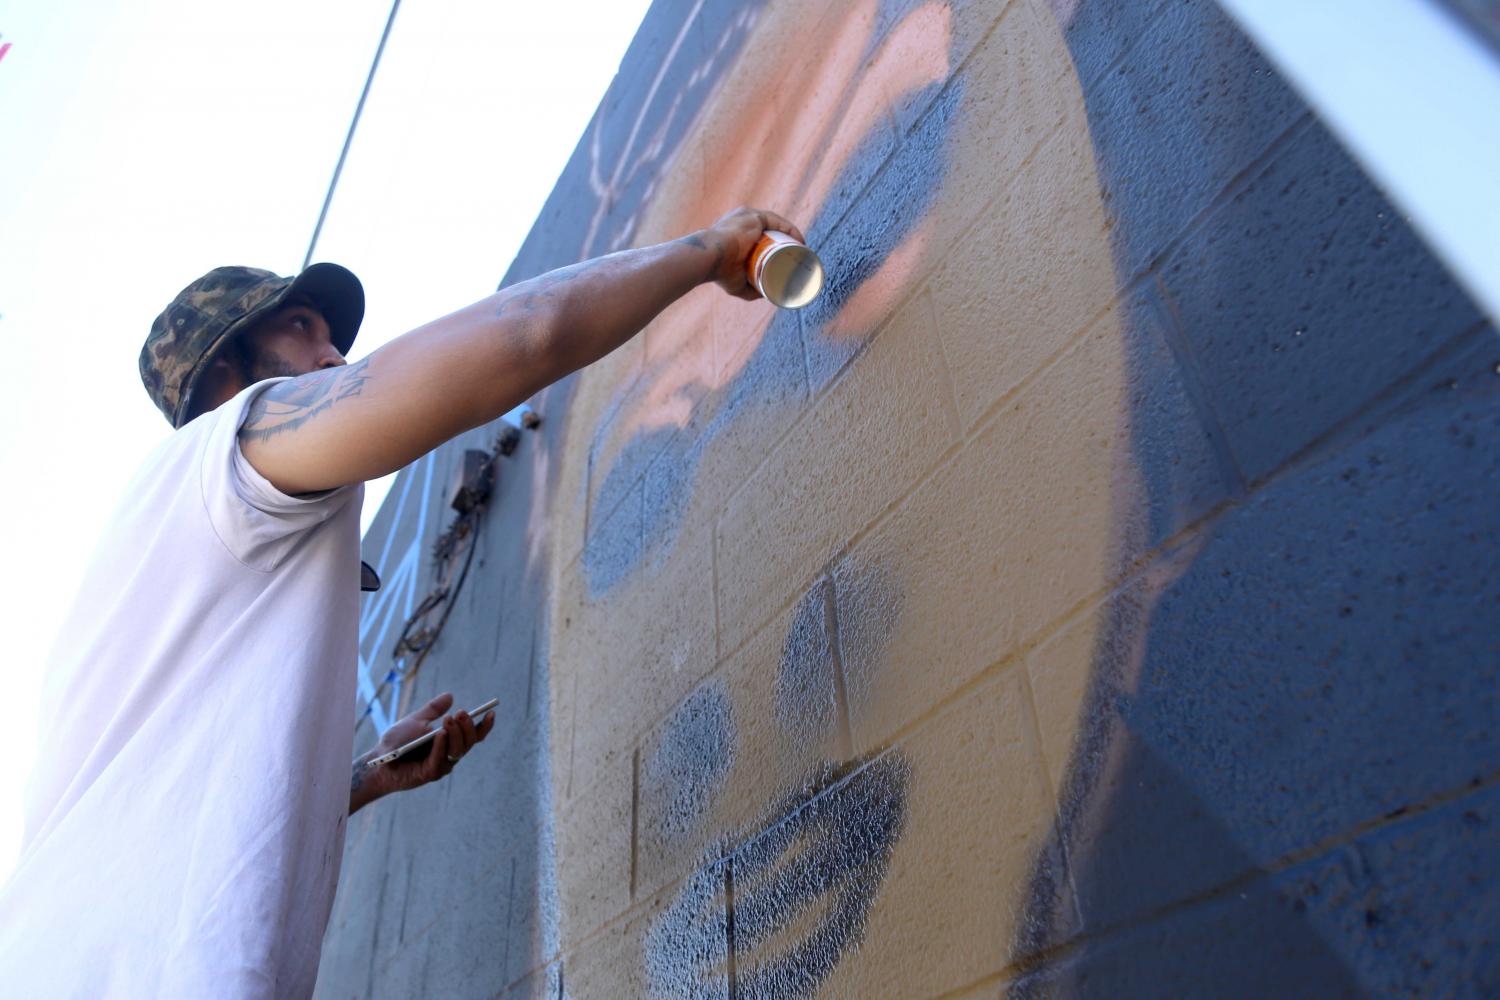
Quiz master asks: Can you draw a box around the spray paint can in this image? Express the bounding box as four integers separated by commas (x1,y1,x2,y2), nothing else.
747,231,825,309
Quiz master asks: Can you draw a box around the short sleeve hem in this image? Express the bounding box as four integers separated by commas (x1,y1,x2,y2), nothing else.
199,378,361,572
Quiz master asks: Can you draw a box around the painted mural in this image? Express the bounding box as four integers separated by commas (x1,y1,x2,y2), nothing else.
320,0,1499,996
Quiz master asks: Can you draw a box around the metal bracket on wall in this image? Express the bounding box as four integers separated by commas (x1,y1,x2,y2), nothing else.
369,409,542,712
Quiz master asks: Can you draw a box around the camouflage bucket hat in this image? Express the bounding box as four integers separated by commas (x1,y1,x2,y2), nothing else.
140,262,364,428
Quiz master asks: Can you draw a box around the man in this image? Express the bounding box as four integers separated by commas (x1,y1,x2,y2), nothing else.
0,206,803,996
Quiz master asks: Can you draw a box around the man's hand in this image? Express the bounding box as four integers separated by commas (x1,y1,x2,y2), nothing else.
699,206,807,300
350,692,496,814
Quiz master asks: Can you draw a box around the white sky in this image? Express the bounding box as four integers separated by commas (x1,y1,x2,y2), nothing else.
0,0,651,883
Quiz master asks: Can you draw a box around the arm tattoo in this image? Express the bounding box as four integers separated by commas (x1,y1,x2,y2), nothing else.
485,236,719,333
489,254,615,323
239,356,372,443
673,232,725,279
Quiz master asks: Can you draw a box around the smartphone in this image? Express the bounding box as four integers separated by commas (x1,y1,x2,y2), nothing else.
364,698,499,768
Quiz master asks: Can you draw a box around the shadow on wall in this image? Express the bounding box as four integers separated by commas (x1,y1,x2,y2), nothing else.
1013,0,1498,994
584,0,961,596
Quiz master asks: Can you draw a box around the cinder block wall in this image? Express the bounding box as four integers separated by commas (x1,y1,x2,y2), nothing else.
318,1,1500,996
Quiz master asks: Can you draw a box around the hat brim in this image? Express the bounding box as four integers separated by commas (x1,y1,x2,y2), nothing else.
284,262,364,357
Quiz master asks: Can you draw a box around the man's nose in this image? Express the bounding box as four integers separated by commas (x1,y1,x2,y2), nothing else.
317,349,347,370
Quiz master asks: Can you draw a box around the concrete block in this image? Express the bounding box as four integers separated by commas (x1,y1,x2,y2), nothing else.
555,756,634,947
581,474,642,598
406,828,513,959
368,936,434,1000
1028,0,1171,91
689,0,884,239
637,680,739,895
594,0,753,249
370,813,419,957
630,132,707,251
876,0,1022,137
1078,0,1304,280
504,841,565,985
566,868,731,1000
721,670,1071,996
547,656,579,802
635,581,846,901
409,868,514,999
711,292,780,388
1299,783,1500,995
716,288,960,658
725,752,910,999
1007,857,1367,998
841,298,1224,749
817,671,1075,996
588,302,809,593
315,851,384,998
497,962,561,1000
1014,784,1500,996
589,286,718,539
1035,333,1500,935
644,284,719,388
1160,121,1487,483
1115,287,1240,545
543,358,644,574
389,792,458,953
561,511,719,797
533,375,599,570
799,0,1071,391
652,305,809,533
775,4,902,240
317,803,395,992
587,393,656,553
587,1,711,209
928,115,1116,431
1024,571,1154,807
412,736,540,931
924,0,1075,239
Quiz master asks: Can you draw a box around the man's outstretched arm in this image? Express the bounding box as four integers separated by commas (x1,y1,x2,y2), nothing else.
240,207,803,496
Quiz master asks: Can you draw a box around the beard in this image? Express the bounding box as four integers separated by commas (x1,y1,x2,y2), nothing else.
249,350,303,381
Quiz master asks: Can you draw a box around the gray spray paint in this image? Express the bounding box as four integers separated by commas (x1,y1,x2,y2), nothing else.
644,753,910,1000
644,681,738,837
584,0,963,597
647,559,911,996
1009,0,1497,992
774,580,839,745
829,560,904,723
775,566,904,754
730,753,910,1000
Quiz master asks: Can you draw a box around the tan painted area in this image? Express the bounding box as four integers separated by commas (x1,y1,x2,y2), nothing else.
536,0,1162,991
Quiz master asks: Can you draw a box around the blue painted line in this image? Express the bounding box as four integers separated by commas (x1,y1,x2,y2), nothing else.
374,460,417,572
356,453,437,732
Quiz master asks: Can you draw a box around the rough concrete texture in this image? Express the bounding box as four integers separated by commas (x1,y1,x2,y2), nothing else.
318,0,1500,996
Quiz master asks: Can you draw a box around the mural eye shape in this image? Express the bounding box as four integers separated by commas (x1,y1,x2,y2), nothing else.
646,753,910,1000
644,681,736,837
774,581,840,744
648,562,909,997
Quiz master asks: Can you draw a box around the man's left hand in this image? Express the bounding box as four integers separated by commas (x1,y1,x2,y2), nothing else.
352,692,496,810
